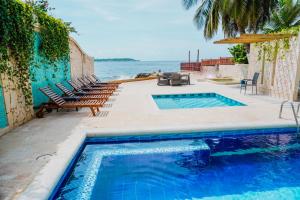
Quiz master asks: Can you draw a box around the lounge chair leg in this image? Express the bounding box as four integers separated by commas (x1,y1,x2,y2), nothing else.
252,85,254,94
96,107,100,112
36,106,45,118
244,85,247,95
256,85,258,94
90,107,96,116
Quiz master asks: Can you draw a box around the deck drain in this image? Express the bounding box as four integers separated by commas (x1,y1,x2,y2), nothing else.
36,153,55,160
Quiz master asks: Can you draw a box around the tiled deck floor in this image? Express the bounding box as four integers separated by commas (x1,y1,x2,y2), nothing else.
0,74,297,199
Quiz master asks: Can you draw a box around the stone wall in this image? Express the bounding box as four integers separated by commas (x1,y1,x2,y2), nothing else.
248,34,300,100
69,37,94,79
0,73,34,131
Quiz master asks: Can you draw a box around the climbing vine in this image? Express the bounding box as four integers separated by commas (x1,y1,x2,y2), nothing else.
256,26,300,62
36,10,70,65
0,0,71,105
0,0,35,105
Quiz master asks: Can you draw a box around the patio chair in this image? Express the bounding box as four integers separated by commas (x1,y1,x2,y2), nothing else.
170,73,190,86
170,73,182,86
36,87,105,117
162,72,175,79
240,72,260,94
180,74,191,85
157,75,170,86
67,80,114,95
55,83,110,101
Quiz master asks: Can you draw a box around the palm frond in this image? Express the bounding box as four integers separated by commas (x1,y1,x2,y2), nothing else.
182,0,200,9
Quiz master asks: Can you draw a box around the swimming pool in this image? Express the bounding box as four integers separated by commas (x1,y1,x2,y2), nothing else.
152,93,246,109
50,127,300,200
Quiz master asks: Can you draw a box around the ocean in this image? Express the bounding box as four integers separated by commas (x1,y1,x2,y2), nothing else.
94,61,181,81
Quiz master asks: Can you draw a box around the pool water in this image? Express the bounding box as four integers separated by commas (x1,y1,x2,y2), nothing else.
152,93,245,109
53,129,300,200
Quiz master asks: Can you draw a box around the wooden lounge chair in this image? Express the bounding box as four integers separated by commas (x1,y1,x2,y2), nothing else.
67,80,114,95
77,78,117,90
55,83,110,101
83,76,119,89
36,87,105,117
91,74,109,83
74,79,116,92
84,75,119,87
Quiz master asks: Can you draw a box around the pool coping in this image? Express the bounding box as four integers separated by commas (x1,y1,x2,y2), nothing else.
18,123,297,200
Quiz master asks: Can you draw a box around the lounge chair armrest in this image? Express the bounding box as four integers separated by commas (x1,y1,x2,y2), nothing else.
74,92,87,96
63,96,80,101
80,87,93,91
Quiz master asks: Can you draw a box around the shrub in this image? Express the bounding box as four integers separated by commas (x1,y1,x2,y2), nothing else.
228,44,248,64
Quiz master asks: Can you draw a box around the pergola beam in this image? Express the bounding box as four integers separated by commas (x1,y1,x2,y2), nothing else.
214,33,297,44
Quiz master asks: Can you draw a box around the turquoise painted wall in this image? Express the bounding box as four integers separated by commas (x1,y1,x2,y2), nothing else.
30,33,71,108
0,85,8,128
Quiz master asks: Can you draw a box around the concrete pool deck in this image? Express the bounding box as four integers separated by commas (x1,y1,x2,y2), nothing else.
0,73,297,200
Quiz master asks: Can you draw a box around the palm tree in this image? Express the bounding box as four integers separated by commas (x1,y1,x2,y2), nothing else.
264,0,300,33
182,0,278,39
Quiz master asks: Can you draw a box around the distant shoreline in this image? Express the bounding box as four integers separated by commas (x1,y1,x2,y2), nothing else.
95,58,139,62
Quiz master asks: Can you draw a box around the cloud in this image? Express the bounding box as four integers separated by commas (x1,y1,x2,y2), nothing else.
133,0,177,12
70,0,121,22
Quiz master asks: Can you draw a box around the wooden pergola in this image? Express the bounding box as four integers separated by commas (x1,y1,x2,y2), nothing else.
214,33,296,44
214,33,297,88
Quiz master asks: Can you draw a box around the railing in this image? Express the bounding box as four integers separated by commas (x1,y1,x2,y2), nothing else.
181,57,234,71
279,100,299,135
180,62,201,71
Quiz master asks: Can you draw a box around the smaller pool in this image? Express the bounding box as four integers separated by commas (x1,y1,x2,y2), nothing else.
152,93,246,109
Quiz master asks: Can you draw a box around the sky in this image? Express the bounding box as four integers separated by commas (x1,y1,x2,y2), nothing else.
48,0,231,61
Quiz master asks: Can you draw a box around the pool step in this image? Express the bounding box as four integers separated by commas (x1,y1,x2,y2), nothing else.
77,139,212,200
211,143,300,157
94,139,211,166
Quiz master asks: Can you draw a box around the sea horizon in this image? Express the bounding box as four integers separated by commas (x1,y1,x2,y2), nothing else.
94,60,181,81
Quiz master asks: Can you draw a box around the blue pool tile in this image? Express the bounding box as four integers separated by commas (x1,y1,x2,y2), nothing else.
152,93,246,110
52,127,300,200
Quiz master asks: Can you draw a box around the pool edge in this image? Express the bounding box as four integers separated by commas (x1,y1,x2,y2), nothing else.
17,123,298,200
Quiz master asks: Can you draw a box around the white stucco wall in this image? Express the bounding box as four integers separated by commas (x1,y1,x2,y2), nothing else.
219,64,248,79
69,37,94,79
195,64,248,80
